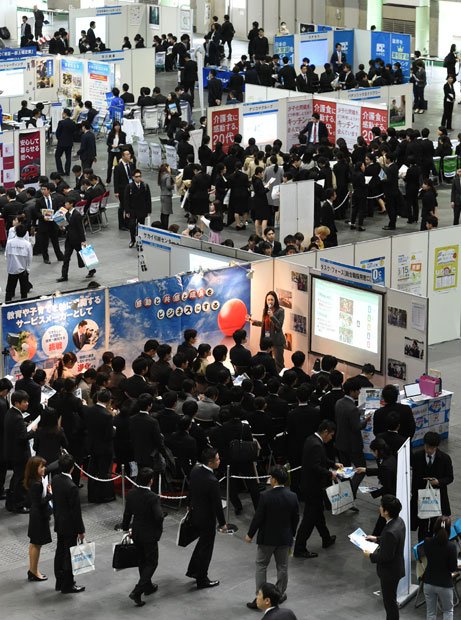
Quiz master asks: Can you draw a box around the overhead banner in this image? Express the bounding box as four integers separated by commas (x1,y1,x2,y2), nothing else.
2,289,107,379
211,108,240,152
371,31,391,65
274,35,295,65
390,32,411,80
18,130,41,187
61,58,84,98
333,30,354,70
109,266,251,366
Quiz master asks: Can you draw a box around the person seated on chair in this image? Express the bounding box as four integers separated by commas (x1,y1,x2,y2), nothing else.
81,175,105,212
137,87,156,108
83,101,98,128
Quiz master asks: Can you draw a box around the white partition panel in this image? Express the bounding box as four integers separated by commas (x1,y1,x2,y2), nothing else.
390,232,429,298
427,227,461,344
297,179,315,239
278,252,317,269
244,84,268,103
354,237,392,288
315,244,355,269
266,87,291,99
249,259,275,354
274,258,310,369
279,183,298,245
386,289,428,387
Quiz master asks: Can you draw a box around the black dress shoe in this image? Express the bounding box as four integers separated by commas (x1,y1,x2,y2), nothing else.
56,277,68,282
235,507,243,516
293,550,318,559
61,585,85,594
185,571,197,579
0,489,5,500
57,257,64,262
322,535,336,549
44,259,51,264
357,226,366,231
55,583,62,591
144,583,158,595
246,599,258,610
27,571,47,581
86,269,96,278
129,591,145,607
13,506,30,514
197,579,220,589
129,241,135,248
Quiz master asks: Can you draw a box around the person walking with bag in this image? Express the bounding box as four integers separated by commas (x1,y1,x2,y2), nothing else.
122,467,164,607
57,198,95,283
24,456,52,582
245,466,299,609
124,169,152,248
423,515,458,620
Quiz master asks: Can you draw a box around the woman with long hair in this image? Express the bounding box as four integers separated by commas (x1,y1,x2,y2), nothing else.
24,456,52,581
51,352,77,383
33,407,68,466
106,120,127,183
251,166,272,237
248,290,286,372
158,162,175,228
423,515,458,619
164,91,181,140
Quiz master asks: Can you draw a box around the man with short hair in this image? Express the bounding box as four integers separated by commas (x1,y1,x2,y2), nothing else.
55,109,76,176
205,345,231,384
230,329,252,374
57,198,95,283
351,363,375,388
77,122,96,171
220,14,235,60
373,384,416,440
245,467,299,609
86,21,96,51
264,227,282,257
207,69,223,107
122,467,164,607
15,360,41,420
299,112,328,144
255,582,298,618
124,169,152,248
113,148,135,231
5,224,32,303
251,337,278,377
33,5,45,38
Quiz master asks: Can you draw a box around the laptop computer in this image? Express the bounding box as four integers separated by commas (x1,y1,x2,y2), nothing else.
403,382,428,402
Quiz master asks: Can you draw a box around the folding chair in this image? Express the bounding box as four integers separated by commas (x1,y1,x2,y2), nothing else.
99,191,110,227
143,106,161,133
74,200,87,217
84,196,103,233
132,107,142,122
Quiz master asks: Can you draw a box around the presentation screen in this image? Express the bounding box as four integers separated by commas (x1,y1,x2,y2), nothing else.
243,111,278,147
0,69,24,98
299,38,329,68
309,276,384,371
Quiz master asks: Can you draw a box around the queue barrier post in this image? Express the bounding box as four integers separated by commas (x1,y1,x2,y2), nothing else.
224,464,238,534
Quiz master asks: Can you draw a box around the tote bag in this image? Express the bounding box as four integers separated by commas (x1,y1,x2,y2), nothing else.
418,481,442,519
70,540,95,576
326,480,353,515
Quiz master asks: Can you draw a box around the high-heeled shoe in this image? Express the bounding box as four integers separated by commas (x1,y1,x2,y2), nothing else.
27,570,48,582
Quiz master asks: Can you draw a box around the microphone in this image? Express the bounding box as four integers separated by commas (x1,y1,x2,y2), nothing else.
267,302,273,309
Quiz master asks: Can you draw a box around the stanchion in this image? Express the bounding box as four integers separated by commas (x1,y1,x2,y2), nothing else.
114,464,126,531
224,465,238,533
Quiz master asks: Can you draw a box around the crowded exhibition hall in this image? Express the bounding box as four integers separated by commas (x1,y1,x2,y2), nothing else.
1,0,461,619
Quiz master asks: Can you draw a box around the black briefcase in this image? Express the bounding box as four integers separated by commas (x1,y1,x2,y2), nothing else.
112,535,139,570
176,511,199,547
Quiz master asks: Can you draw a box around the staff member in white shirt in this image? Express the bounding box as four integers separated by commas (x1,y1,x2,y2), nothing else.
5,224,32,303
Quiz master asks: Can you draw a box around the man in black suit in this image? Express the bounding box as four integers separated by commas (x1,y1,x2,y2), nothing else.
129,394,164,470
150,344,173,393
35,182,65,264
57,198,95,282
382,152,402,231
156,391,181,437
287,384,320,471
205,345,231,385
49,31,66,55
0,378,13,499
52,454,86,594
365,495,405,620
293,420,340,558
15,360,42,420
119,358,154,402
253,29,269,60
86,21,96,51
55,109,75,176
264,227,282,257
320,188,338,247
330,43,347,74
167,353,188,391
411,431,453,541
251,337,278,378
20,15,32,46
114,149,135,231
124,169,152,248
373,384,416,440
300,112,328,144
278,56,296,90
180,54,198,106
296,65,310,92
351,363,375,388
4,390,37,513
207,69,223,107
245,467,299,609
377,412,406,456
122,467,164,607
230,328,252,375
319,369,344,422
33,6,45,38
83,388,115,503
255,582,298,619
3,189,24,230
77,122,96,171
186,447,227,588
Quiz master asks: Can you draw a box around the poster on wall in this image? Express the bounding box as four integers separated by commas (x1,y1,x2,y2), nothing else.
336,103,361,149
397,251,422,295
211,108,240,152
129,4,143,26
180,9,192,32
274,35,295,65
312,99,336,142
87,61,111,116
149,6,160,27
18,130,41,187
361,106,388,142
433,245,459,291
2,290,107,378
0,140,16,189
109,267,251,366
286,100,312,150
389,95,406,128
61,58,84,98
34,58,54,89
359,257,385,285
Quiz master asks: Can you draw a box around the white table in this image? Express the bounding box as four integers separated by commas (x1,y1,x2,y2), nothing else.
122,118,144,142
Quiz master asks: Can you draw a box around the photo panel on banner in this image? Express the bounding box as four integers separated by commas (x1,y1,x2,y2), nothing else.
61,58,84,99
2,290,107,379
33,57,55,90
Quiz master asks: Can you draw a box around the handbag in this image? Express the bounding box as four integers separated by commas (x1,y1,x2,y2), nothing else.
112,534,139,570
151,449,166,473
70,540,95,576
176,511,199,547
417,481,442,519
326,480,353,515
79,244,99,270
229,424,259,463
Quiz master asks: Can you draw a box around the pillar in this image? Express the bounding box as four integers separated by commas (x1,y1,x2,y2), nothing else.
415,0,430,55
367,0,382,30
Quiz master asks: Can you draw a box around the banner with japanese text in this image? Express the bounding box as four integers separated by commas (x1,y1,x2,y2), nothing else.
274,35,295,65
2,289,107,379
371,31,391,65
336,102,361,149
60,58,84,98
313,98,336,142
87,61,112,117
361,106,388,143
18,130,41,187
390,32,411,81
211,108,240,152
286,99,313,150
333,30,355,70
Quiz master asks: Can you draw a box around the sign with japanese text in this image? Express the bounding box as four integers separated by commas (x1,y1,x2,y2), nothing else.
138,225,181,252
320,258,373,287
359,257,385,286
390,33,411,80
61,58,84,98
2,289,107,378
286,99,312,149
336,102,361,149
0,47,36,60
19,130,41,188
274,35,295,65
313,98,336,142
87,61,112,116
434,245,458,291
361,106,388,143
211,107,240,152
34,58,54,90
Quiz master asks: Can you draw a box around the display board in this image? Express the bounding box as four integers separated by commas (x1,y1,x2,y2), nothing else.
242,100,279,147
309,275,384,371
390,232,428,297
294,31,333,69
354,237,392,288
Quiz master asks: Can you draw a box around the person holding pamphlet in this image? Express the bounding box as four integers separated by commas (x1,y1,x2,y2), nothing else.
57,199,96,282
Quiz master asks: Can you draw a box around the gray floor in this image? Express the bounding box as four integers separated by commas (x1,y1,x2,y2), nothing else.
0,39,461,619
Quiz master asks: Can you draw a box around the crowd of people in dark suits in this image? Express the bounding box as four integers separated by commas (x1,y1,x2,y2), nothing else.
0,329,455,615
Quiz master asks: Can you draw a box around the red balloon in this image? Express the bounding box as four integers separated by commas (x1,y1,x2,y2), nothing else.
217,298,248,336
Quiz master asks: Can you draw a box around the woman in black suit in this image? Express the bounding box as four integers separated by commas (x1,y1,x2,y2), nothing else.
228,66,244,102
24,456,52,581
419,178,438,231
188,166,212,225
59,378,86,486
229,160,250,229
364,152,385,214
251,166,271,237
214,163,228,205
33,407,68,467
333,150,351,219
106,120,127,183
248,290,286,372
164,92,181,140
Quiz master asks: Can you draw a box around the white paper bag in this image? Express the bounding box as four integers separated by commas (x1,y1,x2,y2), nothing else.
70,541,95,576
79,244,99,270
223,189,231,205
418,481,442,519
326,480,354,515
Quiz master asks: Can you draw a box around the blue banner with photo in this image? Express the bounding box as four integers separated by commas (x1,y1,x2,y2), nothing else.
333,30,355,70
371,31,391,65
274,35,295,65
2,289,107,379
390,32,411,80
